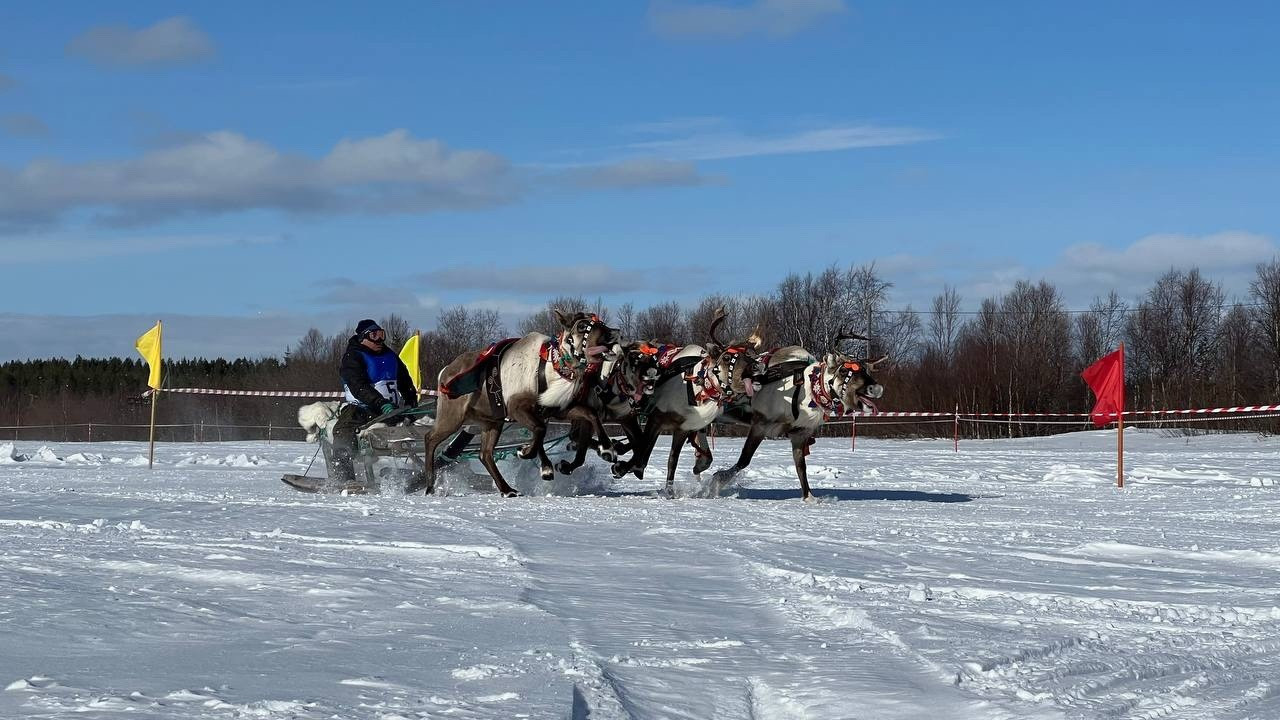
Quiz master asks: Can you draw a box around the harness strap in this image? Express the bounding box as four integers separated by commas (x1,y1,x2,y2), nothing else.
790,370,805,419
537,343,549,395
806,363,850,416
486,363,506,417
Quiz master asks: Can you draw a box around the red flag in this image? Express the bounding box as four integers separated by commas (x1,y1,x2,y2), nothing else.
1081,347,1124,427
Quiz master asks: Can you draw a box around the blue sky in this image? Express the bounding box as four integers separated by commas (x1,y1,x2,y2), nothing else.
1,1,1277,360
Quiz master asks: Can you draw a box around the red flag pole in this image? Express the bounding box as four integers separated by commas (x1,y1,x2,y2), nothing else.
1117,343,1124,488
953,404,959,453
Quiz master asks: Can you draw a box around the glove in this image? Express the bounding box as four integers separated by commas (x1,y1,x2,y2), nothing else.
379,403,395,415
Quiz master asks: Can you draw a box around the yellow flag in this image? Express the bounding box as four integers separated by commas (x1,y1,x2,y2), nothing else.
135,321,163,390
399,331,421,389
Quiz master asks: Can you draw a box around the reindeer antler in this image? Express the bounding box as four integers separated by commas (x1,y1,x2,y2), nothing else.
833,327,875,358
835,327,870,343
708,305,728,348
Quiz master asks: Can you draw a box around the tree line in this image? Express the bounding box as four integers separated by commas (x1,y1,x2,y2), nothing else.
4,260,1279,441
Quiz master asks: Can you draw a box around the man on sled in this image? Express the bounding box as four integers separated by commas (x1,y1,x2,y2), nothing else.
330,319,419,488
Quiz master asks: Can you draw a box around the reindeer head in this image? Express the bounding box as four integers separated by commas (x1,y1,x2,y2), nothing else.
827,329,887,414
608,340,663,402
705,306,764,400
554,309,619,369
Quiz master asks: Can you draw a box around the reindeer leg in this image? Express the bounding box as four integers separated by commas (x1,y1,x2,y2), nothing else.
478,425,519,497
790,429,815,501
711,424,766,485
557,418,592,476
591,412,616,463
615,422,658,480
507,402,554,480
607,417,641,476
689,429,713,475
664,429,691,497
420,400,469,495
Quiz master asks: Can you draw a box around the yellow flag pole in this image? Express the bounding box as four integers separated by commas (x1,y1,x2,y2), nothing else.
147,386,158,470
1116,342,1124,489
147,319,162,470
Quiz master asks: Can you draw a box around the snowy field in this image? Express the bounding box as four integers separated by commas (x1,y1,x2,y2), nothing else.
2,429,1279,719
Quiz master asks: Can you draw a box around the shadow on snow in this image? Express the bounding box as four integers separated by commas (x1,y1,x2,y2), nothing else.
597,487,980,503
734,488,978,503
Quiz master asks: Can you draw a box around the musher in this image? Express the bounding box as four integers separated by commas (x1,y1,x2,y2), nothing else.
330,319,418,486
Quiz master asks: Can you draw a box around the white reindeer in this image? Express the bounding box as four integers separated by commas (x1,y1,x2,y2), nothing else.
711,331,886,501
607,343,723,495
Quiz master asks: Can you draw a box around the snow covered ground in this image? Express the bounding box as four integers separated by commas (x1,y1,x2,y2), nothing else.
2,429,1279,719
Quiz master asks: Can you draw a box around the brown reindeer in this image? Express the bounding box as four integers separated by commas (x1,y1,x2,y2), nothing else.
422,310,618,497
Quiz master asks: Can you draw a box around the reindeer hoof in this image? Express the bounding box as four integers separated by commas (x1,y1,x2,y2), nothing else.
405,471,433,495
693,456,713,475
517,443,537,460
711,469,733,484
540,466,554,481
600,447,617,463
499,488,520,498
557,460,576,476
611,461,629,479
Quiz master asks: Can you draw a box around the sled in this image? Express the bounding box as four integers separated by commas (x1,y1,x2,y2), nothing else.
282,400,571,494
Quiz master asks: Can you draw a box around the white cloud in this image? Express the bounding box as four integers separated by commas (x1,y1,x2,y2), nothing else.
1061,231,1275,275
1049,231,1278,304
0,129,514,229
310,278,439,315
0,233,285,265
414,263,714,295
621,116,726,135
67,16,215,68
879,232,1279,312
624,124,940,161
563,158,725,189
0,312,344,362
649,0,846,38
1,113,49,138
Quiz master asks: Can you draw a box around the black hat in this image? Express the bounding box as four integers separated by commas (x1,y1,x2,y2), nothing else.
355,319,382,337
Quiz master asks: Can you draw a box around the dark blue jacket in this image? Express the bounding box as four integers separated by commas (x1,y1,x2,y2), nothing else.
340,335,418,410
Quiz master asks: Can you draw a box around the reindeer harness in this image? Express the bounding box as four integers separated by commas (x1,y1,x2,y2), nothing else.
807,360,864,416
711,345,754,404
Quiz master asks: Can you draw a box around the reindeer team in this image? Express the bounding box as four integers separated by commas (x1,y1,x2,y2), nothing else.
421,307,886,500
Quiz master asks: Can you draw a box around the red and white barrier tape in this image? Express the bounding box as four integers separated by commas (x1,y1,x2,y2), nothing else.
841,404,1280,419
144,387,1277,420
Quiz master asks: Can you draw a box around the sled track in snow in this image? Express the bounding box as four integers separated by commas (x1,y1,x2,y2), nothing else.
736,552,1280,719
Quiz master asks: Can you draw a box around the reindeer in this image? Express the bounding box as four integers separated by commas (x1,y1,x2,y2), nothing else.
422,310,619,497
710,330,886,501
602,341,725,494
554,340,663,476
